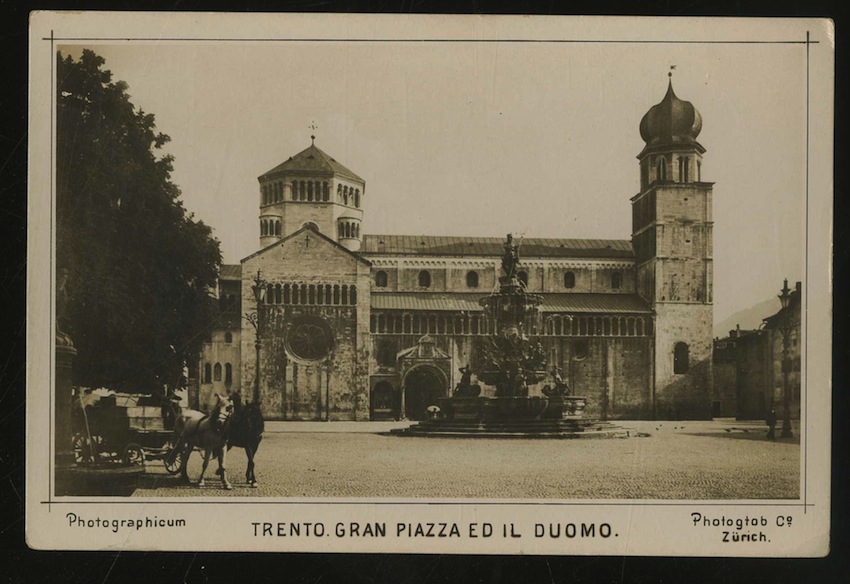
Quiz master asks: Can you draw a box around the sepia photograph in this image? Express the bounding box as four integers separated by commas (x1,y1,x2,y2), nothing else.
27,13,833,555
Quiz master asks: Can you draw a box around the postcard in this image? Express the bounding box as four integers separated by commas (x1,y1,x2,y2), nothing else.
26,12,833,556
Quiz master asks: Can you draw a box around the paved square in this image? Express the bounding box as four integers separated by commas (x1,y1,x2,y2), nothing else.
132,421,800,499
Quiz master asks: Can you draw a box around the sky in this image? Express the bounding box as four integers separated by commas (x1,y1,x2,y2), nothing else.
58,36,807,328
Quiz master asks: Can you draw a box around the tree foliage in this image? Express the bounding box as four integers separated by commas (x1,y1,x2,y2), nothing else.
57,49,221,392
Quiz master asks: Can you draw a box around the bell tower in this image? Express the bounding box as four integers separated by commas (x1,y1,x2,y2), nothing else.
631,74,714,419
257,135,365,251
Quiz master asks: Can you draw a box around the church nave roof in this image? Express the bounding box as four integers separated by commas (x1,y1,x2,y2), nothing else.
360,235,633,259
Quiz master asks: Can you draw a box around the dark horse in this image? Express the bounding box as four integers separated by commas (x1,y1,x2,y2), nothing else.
226,391,264,487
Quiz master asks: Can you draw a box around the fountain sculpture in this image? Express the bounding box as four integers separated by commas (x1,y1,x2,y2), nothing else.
395,234,628,438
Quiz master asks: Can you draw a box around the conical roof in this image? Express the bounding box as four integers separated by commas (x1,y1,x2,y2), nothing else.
260,142,363,182
639,78,703,151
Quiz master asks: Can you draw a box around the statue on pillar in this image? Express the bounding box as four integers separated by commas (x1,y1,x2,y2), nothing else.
501,233,520,282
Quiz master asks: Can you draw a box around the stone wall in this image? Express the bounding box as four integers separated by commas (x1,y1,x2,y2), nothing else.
368,260,637,294
653,303,714,419
198,327,241,412
369,331,652,420
241,228,371,420
711,337,738,418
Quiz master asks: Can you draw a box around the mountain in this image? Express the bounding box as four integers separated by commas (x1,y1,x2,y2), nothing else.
714,297,781,339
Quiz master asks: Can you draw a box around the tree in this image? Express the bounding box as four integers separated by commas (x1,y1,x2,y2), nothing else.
56,49,221,393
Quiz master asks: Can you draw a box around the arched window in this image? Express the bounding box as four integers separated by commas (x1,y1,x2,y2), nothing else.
224,331,233,344
466,270,479,288
375,271,388,288
574,341,588,361
354,189,360,208
203,363,212,384
517,271,528,287
657,158,666,182
343,186,349,206
338,223,344,238
678,156,690,183
564,271,575,289
350,285,357,304
213,363,222,382
225,363,233,386
292,181,298,200
299,181,306,201
612,272,622,289
307,182,314,202
275,221,281,236
323,182,329,201
303,221,319,232
674,342,689,374
418,270,431,288
275,284,282,304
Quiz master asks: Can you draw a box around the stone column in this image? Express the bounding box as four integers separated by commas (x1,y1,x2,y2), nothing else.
55,332,77,469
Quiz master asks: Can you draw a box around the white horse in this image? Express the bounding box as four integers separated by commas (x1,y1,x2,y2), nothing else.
172,393,234,489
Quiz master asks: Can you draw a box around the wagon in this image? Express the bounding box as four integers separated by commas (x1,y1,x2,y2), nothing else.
71,391,184,474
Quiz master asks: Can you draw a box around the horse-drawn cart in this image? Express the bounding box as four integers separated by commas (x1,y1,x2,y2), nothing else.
72,391,183,474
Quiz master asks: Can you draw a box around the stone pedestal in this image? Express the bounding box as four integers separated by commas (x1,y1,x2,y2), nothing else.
55,335,77,471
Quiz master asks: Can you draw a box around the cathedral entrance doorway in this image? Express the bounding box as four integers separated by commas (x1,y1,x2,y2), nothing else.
402,365,446,421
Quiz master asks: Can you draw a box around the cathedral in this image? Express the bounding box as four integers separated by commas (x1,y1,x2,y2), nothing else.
197,77,714,422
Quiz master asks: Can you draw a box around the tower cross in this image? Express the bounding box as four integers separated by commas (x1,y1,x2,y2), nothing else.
309,121,318,145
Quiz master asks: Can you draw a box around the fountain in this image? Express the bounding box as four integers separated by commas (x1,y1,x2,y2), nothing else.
394,234,628,438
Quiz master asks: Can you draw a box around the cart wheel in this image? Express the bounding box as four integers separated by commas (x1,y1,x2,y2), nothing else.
72,433,94,466
163,443,184,475
122,442,145,466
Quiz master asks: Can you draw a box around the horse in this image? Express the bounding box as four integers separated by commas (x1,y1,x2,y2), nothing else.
172,393,234,489
225,391,264,488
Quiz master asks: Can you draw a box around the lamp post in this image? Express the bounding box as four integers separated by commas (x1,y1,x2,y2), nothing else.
776,279,796,439
245,270,267,404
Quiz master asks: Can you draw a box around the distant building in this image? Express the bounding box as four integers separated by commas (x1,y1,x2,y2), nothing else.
197,78,716,421
712,281,802,420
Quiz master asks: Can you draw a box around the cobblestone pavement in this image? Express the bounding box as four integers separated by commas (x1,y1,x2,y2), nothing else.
132,420,800,499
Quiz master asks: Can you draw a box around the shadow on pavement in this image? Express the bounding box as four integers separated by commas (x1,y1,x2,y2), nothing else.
683,431,801,444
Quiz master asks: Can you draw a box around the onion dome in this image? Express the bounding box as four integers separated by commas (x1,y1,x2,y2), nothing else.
639,76,703,150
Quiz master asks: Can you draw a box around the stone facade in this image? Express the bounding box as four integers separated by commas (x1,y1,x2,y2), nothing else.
200,79,718,421
713,282,802,421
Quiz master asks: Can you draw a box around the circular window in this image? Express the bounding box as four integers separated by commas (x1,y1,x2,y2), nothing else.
287,317,334,361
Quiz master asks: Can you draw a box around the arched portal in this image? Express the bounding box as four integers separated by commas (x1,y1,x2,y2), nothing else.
402,365,446,421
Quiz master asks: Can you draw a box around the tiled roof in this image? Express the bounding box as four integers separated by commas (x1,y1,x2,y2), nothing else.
371,292,651,314
260,144,363,182
360,235,633,259
541,293,652,314
372,293,484,313
219,264,242,281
